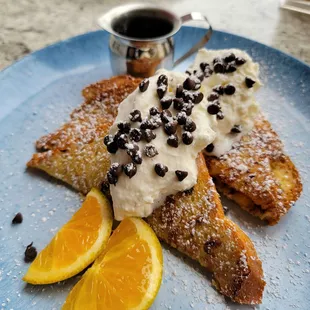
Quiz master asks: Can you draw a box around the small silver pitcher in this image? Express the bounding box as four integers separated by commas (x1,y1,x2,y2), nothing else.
98,3,212,77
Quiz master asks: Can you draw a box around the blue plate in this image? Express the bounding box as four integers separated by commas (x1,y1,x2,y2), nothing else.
0,27,309,310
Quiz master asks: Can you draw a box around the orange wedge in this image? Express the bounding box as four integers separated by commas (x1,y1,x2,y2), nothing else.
62,217,163,310
23,188,113,284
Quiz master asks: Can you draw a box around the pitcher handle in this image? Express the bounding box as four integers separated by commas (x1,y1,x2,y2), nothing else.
173,13,213,67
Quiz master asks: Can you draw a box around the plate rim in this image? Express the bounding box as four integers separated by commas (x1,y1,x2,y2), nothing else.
1,27,309,78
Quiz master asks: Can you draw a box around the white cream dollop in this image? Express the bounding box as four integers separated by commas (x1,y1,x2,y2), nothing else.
188,48,261,157
109,70,216,220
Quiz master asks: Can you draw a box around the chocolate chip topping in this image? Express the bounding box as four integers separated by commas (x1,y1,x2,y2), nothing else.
182,131,193,145
107,171,118,185
207,104,221,115
154,163,168,177
160,97,172,109
157,85,167,99
175,170,188,181
226,63,237,73
157,74,168,86
140,119,151,130
139,78,149,92
129,128,142,142
104,134,113,146
12,212,23,224
182,103,194,116
116,134,128,149
205,143,214,152
132,152,143,165
173,98,184,111
143,129,156,142
176,111,187,125
24,242,37,263
224,53,236,63
167,134,179,148
129,109,142,122
106,141,118,154
144,144,158,158
123,163,137,178
235,57,246,66
231,125,242,133
117,121,131,133
176,84,183,98
207,92,219,102
204,67,213,77
217,111,224,120
200,62,209,71
245,77,256,88
183,76,201,91
160,109,172,123
149,106,160,116
182,91,194,102
224,84,236,95
193,92,204,104
184,118,196,132
164,120,178,135
126,143,139,158
213,85,224,95
195,71,204,82
213,59,225,73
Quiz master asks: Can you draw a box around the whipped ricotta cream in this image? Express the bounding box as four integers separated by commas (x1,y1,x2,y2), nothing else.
188,48,261,157
108,70,216,220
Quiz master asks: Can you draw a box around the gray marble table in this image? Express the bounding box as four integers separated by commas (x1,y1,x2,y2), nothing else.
1,0,309,70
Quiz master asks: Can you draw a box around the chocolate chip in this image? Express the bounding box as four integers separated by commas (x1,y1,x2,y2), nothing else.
235,57,246,66
224,84,236,95
126,143,139,158
217,111,224,120
176,84,183,98
154,163,168,177
24,242,37,263
149,107,160,116
149,115,163,129
224,53,236,63
157,85,167,99
157,74,168,86
123,163,137,178
160,109,173,123
175,170,188,181
12,213,23,224
176,111,187,125
195,71,204,82
213,59,225,73
185,70,191,75
101,179,110,195
213,57,221,65
104,134,113,146
226,63,237,73
129,109,142,122
200,62,209,71
164,120,178,135
143,129,156,142
245,77,256,88
132,152,142,165
140,119,152,130
116,134,128,149
144,144,158,158
205,143,214,152
182,131,193,145
117,121,131,134
184,119,196,132
207,104,221,115
204,239,221,254
139,78,149,92
183,77,196,90
107,171,118,185
173,98,184,111
167,134,179,148
160,97,172,109
204,67,213,77
213,85,224,95
106,141,118,154
109,163,122,177
193,92,204,104
207,92,219,102
129,128,142,142
182,103,194,116
231,125,242,133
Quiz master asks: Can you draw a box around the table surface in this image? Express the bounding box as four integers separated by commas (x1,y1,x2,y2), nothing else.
1,0,310,70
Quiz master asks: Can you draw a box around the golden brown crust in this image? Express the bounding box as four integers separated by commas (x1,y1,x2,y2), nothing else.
205,115,302,225
147,154,265,304
27,75,141,193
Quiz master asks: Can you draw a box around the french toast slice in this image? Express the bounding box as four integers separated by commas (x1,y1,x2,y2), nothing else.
205,114,302,225
147,154,265,304
27,75,142,193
